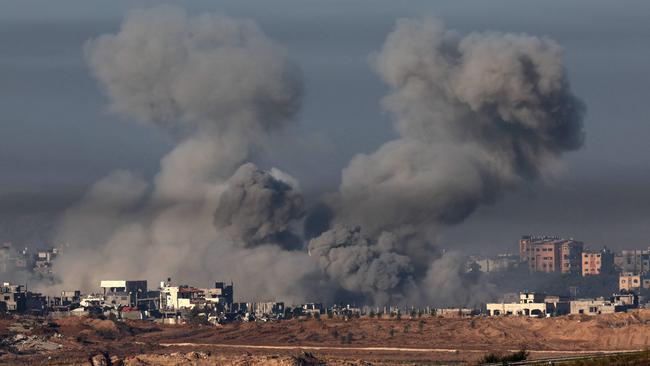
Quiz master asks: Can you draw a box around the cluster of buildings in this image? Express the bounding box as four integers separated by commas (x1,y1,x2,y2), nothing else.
0,241,59,279
486,291,638,317
0,278,300,323
4,234,650,322
467,235,650,295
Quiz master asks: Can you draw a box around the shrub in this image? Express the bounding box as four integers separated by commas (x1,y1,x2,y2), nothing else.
479,349,528,365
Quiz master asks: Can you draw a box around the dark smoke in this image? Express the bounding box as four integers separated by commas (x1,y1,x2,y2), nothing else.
308,225,415,305
214,163,305,250
311,17,586,305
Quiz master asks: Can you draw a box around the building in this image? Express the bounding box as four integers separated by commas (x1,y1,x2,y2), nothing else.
618,272,650,292
569,293,638,315
519,235,584,274
486,292,569,317
582,248,614,276
159,279,234,311
0,282,26,312
302,303,323,315
615,250,650,273
33,248,59,278
466,253,519,273
570,298,619,315
202,282,234,308
251,302,285,317
100,280,148,308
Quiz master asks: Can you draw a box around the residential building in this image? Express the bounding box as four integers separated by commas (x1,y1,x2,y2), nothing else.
466,253,519,273
100,280,147,307
615,250,650,273
582,248,614,276
159,279,234,311
302,303,323,315
251,302,284,317
0,282,26,312
569,293,638,315
486,292,569,317
519,235,584,274
570,298,619,315
619,272,650,292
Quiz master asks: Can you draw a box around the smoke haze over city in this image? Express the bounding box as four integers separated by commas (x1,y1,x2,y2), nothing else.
1,1,650,307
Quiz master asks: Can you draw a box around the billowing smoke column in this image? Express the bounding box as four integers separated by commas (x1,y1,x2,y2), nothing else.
309,18,584,305
84,5,302,201
52,6,325,303
214,163,305,250
308,225,414,304
53,10,585,307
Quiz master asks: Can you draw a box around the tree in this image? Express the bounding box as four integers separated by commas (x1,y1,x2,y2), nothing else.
369,310,376,318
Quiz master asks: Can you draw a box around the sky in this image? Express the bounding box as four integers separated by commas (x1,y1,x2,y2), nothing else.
1,0,650,254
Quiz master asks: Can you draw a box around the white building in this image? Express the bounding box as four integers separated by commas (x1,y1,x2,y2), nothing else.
486,292,568,317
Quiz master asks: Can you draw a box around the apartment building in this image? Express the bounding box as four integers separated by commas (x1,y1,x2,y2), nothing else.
582,248,614,276
519,235,584,274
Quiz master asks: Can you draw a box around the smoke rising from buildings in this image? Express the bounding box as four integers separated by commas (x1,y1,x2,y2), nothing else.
51,6,321,303
52,10,584,306
310,18,585,304
214,163,305,250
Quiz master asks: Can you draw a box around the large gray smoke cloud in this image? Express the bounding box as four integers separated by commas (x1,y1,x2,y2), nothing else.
84,5,302,202
214,163,305,250
53,11,584,307
308,225,415,304
310,18,585,304
85,6,301,133
51,6,321,303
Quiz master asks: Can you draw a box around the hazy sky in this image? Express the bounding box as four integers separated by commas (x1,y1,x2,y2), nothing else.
1,0,650,253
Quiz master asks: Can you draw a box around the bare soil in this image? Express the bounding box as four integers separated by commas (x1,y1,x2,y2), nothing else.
3,310,650,365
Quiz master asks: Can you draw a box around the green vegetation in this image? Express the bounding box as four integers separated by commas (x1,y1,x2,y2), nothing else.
479,349,528,364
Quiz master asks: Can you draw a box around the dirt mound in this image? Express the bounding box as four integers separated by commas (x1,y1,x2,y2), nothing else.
122,351,302,366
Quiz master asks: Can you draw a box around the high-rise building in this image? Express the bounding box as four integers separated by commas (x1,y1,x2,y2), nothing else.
582,248,614,276
519,235,584,274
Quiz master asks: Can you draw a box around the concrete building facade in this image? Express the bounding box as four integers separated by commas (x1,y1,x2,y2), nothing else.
618,272,650,292
615,250,650,273
519,236,584,274
100,280,147,307
486,292,569,317
582,249,614,276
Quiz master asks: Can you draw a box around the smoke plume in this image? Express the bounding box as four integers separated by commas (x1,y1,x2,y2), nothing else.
214,163,305,250
52,11,584,307
310,17,585,304
51,6,319,303
308,225,415,304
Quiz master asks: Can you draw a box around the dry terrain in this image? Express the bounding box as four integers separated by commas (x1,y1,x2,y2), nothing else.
2,310,650,365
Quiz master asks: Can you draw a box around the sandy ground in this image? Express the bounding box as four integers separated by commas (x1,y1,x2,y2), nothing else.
2,310,650,365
